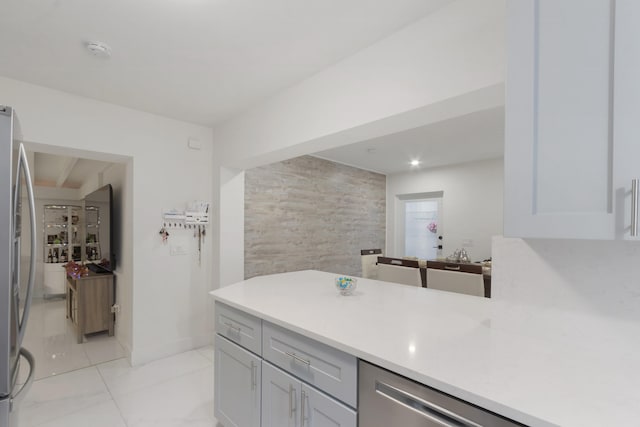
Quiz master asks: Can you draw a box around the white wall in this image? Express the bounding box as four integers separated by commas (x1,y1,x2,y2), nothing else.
492,236,640,322
386,158,503,262
213,0,505,169
0,76,214,365
212,0,506,287
218,167,244,287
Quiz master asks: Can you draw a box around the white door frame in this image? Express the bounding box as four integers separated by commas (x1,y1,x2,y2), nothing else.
394,191,444,258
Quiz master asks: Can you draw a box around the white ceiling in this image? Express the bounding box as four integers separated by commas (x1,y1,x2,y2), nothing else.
313,106,505,175
0,0,452,127
34,152,114,189
3,0,496,184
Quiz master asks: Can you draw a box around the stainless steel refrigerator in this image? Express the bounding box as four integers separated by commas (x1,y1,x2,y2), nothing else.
0,106,36,426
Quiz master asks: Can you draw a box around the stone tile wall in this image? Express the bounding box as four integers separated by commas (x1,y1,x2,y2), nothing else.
245,155,386,279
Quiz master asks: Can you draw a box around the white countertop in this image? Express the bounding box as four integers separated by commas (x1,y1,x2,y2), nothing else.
209,270,640,427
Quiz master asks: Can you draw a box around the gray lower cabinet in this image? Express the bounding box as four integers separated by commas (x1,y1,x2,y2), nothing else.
262,361,299,427
215,302,262,355
215,335,261,427
262,321,357,408
262,361,356,427
301,382,356,427
214,303,356,427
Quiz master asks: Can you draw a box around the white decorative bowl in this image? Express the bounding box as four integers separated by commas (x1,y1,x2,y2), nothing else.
335,276,357,295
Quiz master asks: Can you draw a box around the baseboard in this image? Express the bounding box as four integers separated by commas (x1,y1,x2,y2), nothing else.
130,334,212,366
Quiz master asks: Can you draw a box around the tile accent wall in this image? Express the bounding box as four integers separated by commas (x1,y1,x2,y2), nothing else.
245,155,386,279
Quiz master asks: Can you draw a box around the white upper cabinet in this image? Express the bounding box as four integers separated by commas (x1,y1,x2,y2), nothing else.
505,0,640,239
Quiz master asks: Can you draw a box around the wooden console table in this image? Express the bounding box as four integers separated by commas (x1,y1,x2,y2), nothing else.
66,271,114,343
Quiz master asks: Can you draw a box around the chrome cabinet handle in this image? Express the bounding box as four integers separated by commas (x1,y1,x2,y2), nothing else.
375,380,482,427
286,351,311,366
250,361,257,390
289,384,297,418
632,179,639,237
224,321,241,332
444,265,461,271
300,390,308,426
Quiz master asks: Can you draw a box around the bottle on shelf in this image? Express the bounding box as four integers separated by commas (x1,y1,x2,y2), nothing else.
52,248,58,263
47,249,53,263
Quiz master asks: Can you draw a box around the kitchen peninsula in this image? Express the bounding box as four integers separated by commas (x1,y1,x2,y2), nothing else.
210,270,640,427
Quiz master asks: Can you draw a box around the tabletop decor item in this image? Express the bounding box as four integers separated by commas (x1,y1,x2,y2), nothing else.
64,260,89,278
446,249,461,262
335,276,357,295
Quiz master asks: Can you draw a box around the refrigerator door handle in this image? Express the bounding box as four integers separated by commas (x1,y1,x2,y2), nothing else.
14,143,36,347
10,348,35,411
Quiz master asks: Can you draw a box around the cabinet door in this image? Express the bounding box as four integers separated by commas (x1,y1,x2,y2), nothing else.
214,335,261,427
612,0,640,240
505,0,640,239
81,275,113,334
262,362,300,427
301,384,356,427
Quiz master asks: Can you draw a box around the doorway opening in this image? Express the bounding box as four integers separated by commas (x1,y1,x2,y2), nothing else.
395,191,443,260
19,146,132,382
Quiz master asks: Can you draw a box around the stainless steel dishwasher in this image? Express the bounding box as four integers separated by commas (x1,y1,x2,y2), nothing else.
359,361,525,427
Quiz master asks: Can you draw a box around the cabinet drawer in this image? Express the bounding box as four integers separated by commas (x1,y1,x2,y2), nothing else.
262,322,357,408
215,302,262,355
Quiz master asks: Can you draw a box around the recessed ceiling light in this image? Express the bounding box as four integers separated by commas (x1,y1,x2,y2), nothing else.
410,160,420,166
85,41,112,59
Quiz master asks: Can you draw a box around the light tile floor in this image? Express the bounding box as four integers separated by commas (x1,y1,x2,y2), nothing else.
18,347,219,427
21,298,127,381
18,298,220,426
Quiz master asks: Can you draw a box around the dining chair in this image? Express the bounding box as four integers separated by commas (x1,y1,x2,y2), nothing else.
426,263,484,297
361,249,382,279
377,257,422,287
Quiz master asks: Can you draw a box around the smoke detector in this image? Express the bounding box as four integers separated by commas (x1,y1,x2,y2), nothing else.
86,41,112,58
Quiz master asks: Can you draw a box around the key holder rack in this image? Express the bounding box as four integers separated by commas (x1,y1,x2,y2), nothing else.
160,202,210,265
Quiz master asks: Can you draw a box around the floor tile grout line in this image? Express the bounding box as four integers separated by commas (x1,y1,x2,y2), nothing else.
25,297,126,383
99,357,214,401
194,345,215,363
26,299,215,426
97,362,214,427
30,400,117,427
95,361,131,427
27,365,115,427
28,356,128,386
